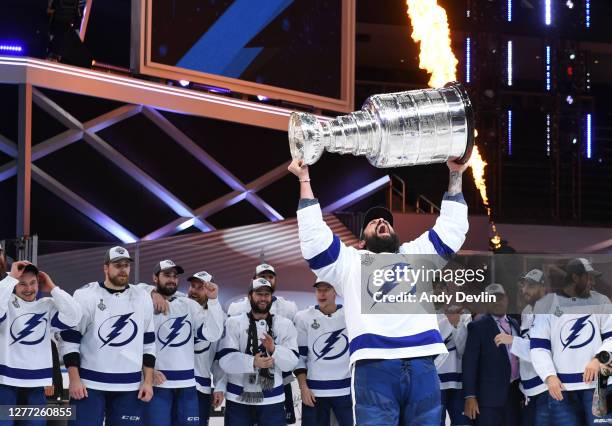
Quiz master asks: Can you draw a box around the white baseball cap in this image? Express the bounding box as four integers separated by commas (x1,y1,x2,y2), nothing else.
250,278,273,292
153,259,184,275
255,263,276,276
105,246,132,263
485,283,506,295
187,271,213,283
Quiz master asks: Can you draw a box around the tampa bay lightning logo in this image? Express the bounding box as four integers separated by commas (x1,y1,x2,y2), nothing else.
560,315,595,351
194,323,211,354
98,313,138,348
158,315,192,350
10,313,48,345
366,262,415,307
312,328,349,361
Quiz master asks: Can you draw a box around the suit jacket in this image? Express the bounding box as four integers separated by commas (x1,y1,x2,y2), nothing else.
462,314,520,407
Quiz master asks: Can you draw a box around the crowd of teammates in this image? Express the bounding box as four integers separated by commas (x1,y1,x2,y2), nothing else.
0,240,611,426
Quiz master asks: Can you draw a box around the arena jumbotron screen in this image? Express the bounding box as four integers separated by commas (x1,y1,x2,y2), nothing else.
138,0,354,110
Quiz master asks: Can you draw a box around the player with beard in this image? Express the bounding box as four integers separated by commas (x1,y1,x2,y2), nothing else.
227,263,299,423
136,260,224,426
494,269,549,425
531,258,612,425
218,278,298,426
289,157,470,426
187,271,226,426
59,246,157,426
0,260,81,414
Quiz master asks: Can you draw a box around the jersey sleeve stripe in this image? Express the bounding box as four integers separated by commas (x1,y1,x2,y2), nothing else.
349,329,443,354
306,235,341,270
529,338,551,350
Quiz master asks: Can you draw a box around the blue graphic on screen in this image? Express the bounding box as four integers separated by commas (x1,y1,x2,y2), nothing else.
151,0,342,98
178,0,293,78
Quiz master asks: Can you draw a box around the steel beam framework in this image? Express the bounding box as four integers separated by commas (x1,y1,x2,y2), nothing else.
1,57,382,242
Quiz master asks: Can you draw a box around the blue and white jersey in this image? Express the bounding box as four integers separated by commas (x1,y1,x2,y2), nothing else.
195,338,226,394
227,296,298,321
436,313,470,390
510,305,547,397
294,306,350,397
530,291,612,391
0,275,81,387
59,282,156,392
297,195,468,364
217,313,298,405
228,295,298,385
192,307,226,395
148,294,224,389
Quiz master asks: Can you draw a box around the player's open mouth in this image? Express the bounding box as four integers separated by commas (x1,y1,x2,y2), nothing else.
376,223,390,236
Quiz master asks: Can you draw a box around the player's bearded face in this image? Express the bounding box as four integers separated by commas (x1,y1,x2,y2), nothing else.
363,220,400,253
107,262,130,287
188,280,208,306
156,270,179,296
249,291,273,314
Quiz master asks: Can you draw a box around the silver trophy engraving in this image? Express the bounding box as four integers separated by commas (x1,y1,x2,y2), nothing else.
289,82,474,168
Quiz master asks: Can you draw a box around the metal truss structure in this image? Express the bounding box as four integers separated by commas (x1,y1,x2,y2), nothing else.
0,56,388,242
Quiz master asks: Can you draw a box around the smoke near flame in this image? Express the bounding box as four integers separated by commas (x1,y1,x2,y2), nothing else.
406,0,501,247
406,0,458,88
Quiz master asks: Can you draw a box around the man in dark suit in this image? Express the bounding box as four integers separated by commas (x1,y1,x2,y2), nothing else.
463,284,523,426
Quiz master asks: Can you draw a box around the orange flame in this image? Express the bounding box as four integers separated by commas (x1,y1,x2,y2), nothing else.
406,0,458,88
405,0,501,247
470,145,488,206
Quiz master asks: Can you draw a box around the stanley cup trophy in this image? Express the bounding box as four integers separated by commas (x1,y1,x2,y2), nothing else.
288,82,474,168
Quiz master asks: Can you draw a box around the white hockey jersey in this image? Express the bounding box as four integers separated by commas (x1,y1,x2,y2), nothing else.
147,293,224,389
59,282,156,391
530,291,612,391
297,196,468,364
436,313,470,390
228,295,298,385
191,305,226,395
0,275,81,387
294,305,351,397
510,305,547,397
194,338,226,394
218,313,298,405
227,296,298,321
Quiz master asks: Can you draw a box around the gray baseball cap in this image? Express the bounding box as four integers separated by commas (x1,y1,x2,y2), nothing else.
485,283,506,295
153,259,184,275
520,269,545,285
104,246,133,263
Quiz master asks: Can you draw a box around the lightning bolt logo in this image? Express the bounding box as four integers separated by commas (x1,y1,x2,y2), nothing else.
561,315,595,351
158,315,192,350
194,323,211,353
98,313,138,348
313,328,349,361
367,262,413,308
10,313,47,345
